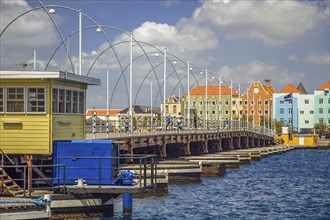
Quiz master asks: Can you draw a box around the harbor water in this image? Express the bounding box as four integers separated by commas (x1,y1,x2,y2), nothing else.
107,149,330,219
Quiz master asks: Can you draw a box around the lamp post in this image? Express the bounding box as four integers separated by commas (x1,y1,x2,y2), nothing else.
106,70,109,138
150,81,153,133
163,48,167,131
129,33,133,133
48,8,83,75
187,61,190,130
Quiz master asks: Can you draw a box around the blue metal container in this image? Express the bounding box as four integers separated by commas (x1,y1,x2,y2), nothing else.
53,140,118,185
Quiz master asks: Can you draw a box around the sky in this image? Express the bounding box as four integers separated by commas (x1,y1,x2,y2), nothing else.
1,0,329,110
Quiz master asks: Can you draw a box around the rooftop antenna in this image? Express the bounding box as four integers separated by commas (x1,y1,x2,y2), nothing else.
16,63,33,70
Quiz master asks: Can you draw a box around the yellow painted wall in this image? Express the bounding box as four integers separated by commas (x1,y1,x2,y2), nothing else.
52,115,85,140
280,134,317,146
0,78,87,155
0,79,51,155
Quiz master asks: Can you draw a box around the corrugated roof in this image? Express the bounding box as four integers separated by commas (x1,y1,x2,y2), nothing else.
278,84,300,93
86,109,122,116
190,86,238,96
316,81,330,90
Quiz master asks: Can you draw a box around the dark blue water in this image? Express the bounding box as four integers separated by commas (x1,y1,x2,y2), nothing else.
109,149,330,219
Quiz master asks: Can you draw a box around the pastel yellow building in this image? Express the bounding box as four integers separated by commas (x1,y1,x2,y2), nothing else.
0,70,100,156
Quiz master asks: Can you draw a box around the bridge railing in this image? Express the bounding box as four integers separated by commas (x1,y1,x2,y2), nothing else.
86,117,276,138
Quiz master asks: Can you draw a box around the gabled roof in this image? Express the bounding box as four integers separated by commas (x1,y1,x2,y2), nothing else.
190,86,238,96
316,81,330,90
263,84,275,95
86,109,122,116
278,84,300,93
297,82,307,94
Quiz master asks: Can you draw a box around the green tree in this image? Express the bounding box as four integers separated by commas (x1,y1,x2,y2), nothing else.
273,120,286,135
314,123,327,136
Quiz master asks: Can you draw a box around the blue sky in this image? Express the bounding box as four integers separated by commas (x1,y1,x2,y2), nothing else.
1,0,329,109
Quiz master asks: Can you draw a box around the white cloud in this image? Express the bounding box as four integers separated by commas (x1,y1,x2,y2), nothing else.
0,0,60,47
307,52,330,65
289,52,330,65
218,60,305,90
193,0,329,46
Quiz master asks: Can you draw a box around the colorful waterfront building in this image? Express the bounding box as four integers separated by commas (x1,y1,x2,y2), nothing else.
164,95,182,118
272,82,312,133
314,81,330,126
182,85,237,125
0,70,100,157
241,79,275,126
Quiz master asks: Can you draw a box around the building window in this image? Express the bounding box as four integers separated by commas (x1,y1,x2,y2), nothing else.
79,91,84,114
58,89,65,113
280,108,284,114
173,105,177,113
207,110,209,115
319,98,323,104
65,90,71,113
305,120,309,124
232,101,236,105
52,89,58,113
239,110,243,115
245,110,248,115
192,101,196,107
251,100,254,106
7,87,24,112
319,108,323,114
258,100,262,106
289,109,292,114
199,111,202,115
319,118,324,123
239,101,242,106
328,108,330,114
244,100,248,106
258,110,262,115
72,91,78,113
233,110,236,115
300,110,304,114
265,110,269,115
280,118,284,122
304,99,309,104
310,110,314,114
212,101,216,106
288,119,292,124
264,100,269,105
328,118,330,124
225,110,229,115
225,101,229,106
212,110,215,115
199,101,203,106
328,98,330,104
280,101,284,104
27,87,45,113
251,110,254,115
0,87,3,112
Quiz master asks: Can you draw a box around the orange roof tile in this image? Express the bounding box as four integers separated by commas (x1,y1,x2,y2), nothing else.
316,81,330,90
278,84,300,93
263,84,275,95
86,109,122,116
190,86,238,96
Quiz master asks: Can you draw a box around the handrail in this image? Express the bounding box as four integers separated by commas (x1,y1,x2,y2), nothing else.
0,148,15,166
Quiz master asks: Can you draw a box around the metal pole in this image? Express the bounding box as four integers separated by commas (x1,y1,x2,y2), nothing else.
129,33,133,133
220,75,222,127
151,82,153,132
239,83,241,130
163,48,167,131
205,69,208,129
33,49,36,71
230,80,233,122
106,70,109,138
187,61,190,130
79,9,82,75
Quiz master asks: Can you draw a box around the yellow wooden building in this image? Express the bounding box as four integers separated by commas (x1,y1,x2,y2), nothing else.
0,70,100,156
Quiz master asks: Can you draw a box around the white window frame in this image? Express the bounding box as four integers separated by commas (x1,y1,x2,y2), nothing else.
0,86,4,113
26,86,46,113
6,86,25,113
